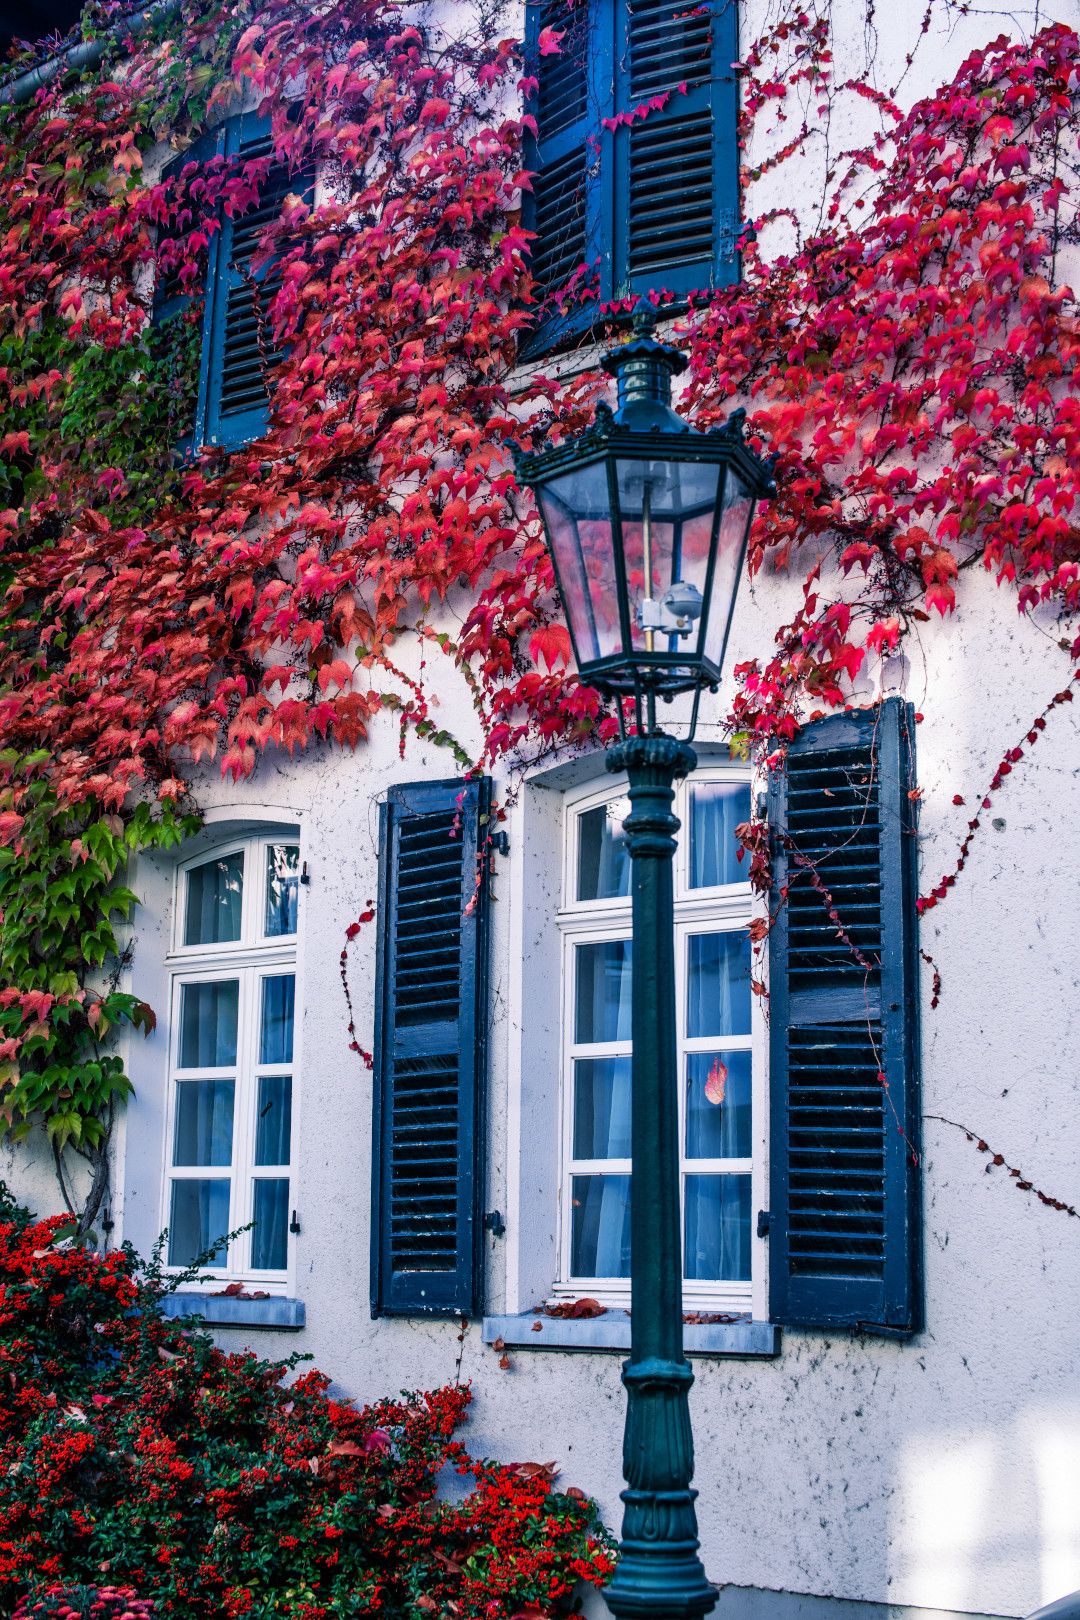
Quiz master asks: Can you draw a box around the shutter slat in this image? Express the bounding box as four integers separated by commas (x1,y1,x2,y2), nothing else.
536,0,588,139
628,0,712,98
768,699,922,1334
530,145,588,296
628,110,714,276
371,779,491,1316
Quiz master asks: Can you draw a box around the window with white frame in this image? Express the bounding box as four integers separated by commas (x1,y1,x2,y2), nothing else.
165,835,300,1284
558,769,754,1309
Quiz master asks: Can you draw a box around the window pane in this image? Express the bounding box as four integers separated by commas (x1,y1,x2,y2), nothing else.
577,800,631,901
687,932,750,1038
251,1178,289,1270
260,975,295,1064
573,1057,631,1159
255,1074,292,1166
684,1174,751,1281
184,852,243,946
179,980,239,1068
168,1179,230,1267
173,1079,235,1167
689,782,752,888
685,1051,751,1159
575,941,632,1044
265,844,300,936
571,1174,630,1278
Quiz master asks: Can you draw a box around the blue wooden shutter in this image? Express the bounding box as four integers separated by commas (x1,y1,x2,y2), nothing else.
613,0,739,302
767,699,922,1334
371,777,492,1316
198,113,315,451
153,130,222,454
521,0,612,355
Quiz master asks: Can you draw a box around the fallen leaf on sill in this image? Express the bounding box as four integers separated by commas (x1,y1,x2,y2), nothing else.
682,1311,749,1325
544,1297,605,1319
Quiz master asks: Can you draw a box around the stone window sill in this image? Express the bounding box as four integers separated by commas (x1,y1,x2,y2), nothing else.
482,1312,779,1358
160,1293,306,1331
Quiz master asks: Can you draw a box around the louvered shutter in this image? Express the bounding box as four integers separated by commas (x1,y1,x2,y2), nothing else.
371,777,492,1316
199,112,315,450
152,131,222,453
767,699,922,1334
613,0,739,302
521,0,610,356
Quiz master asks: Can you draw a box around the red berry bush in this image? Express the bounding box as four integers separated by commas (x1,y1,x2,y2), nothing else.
0,1194,616,1618
13,1587,156,1619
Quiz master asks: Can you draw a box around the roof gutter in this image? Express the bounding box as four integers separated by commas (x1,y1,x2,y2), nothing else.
0,0,183,108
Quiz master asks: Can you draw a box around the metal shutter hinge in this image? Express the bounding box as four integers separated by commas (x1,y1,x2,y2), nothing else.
489,831,509,857
756,1209,772,1239
483,1210,506,1239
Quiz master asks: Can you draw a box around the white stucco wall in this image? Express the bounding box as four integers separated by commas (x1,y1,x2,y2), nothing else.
6,0,1080,1614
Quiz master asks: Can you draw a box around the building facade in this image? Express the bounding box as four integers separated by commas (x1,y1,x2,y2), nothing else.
3,2,1079,1618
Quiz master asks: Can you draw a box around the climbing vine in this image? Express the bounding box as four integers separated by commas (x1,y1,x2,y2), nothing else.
0,0,1077,1215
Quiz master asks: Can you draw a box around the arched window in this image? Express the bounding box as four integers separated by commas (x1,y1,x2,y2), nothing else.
164,833,300,1282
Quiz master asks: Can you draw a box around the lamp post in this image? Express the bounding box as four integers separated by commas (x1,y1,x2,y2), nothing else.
513,303,774,1620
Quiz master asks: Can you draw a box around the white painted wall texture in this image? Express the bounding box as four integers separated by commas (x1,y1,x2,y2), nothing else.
7,1,1080,1615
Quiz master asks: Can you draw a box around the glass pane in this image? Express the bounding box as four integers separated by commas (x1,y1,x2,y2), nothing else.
687,933,751,1039
577,798,631,902
251,1178,289,1270
571,1174,630,1278
173,1079,234,1167
575,940,632,1044
538,462,621,665
685,1051,751,1159
689,782,752,888
184,852,243,946
255,1074,292,1166
573,1057,631,1160
179,980,239,1068
260,975,295,1064
684,1174,751,1281
617,457,721,658
168,1179,230,1267
703,472,752,673
265,844,300,936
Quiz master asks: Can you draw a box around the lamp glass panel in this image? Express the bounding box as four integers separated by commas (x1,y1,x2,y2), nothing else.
616,457,720,656
538,462,620,665
703,469,753,671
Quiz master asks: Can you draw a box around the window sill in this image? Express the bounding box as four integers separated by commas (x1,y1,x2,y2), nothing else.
482,1312,779,1358
160,1293,306,1331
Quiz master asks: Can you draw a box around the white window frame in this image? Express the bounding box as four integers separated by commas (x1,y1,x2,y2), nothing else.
162,833,300,1290
555,766,756,1311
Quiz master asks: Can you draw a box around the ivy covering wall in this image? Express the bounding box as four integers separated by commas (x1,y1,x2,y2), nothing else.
0,0,1077,1220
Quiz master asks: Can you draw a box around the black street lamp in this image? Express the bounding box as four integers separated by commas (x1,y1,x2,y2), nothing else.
513,303,774,1620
